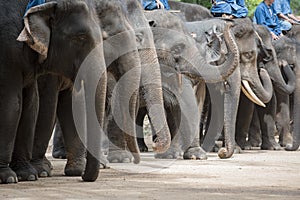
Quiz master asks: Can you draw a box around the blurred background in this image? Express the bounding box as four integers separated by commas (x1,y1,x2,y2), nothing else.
173,0,300,17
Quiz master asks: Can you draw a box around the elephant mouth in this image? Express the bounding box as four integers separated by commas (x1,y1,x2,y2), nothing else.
241,80,266,107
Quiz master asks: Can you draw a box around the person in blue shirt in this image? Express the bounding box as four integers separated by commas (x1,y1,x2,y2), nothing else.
254,0,283,40
211,0,248,18
274,0,300,28
142,0,170,10
25,0,45,13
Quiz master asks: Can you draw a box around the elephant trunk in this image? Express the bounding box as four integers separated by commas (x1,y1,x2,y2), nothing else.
242,68,273,107
139,48,171,153
268,61,295,95
71,44,107,182
286,62,300,151
184,22,240,83
218,69,241,159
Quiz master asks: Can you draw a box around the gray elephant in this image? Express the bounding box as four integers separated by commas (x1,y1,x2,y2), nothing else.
31,0,172,178
235,25,296,150
104,0,171,163
282,26,300,151
132,11,240,160
166,1,275,158
187,18,274,158
44,0,172,168
0,0,107,184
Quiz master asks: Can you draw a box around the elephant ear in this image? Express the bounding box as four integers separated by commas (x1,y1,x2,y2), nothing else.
17,2,57,63
254,31,273,62
204,25,226,64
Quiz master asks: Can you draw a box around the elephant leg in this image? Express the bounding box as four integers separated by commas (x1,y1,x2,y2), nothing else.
276,92,292,147
183,81,207,160
235,93,254,150
107,118,133,163
57,90,86,176
11,81,39,182
257,93,281,150
0,81,22,184
52,121,66,159
136,107,148,152
106,73,131,163
248,108,262,147
154,106,181,159
31,75,59,178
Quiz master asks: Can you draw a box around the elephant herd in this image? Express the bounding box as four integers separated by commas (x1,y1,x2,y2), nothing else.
0,0,299,185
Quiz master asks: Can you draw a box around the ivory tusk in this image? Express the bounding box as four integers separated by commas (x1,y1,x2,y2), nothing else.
241,80,266,107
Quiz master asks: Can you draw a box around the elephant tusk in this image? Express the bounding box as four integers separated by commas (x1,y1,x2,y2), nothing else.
241,80,266,107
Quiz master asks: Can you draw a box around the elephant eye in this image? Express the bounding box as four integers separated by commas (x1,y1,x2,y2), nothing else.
71,34,88,43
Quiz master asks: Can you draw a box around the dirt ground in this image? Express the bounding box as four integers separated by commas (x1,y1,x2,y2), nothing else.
1,149,300,200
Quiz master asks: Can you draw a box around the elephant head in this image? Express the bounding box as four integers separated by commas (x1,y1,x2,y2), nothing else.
254,25,295,95
144,10,239,83
232,18,273,107
18,1,107,181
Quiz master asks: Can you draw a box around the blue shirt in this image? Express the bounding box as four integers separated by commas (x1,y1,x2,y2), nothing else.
25,0,45,13
254,2,282,36
211,0,248,18
274,0,292,15
143,0,170,10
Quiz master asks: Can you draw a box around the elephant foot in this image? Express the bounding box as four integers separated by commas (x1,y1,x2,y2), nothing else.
248,139,261,148
64,157,85,176
261,140,282,150
234,145,242,154
52,146,66,159
279,132,292,147
0,167,18,184
183,147,207,160
107,150,133,163
31,157,53,177
10,161,38,182
137,138,148,152
236,138,248,150
100,152,110,169
154,147,180,159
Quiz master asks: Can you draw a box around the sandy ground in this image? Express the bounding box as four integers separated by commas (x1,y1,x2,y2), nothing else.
1,149,300,200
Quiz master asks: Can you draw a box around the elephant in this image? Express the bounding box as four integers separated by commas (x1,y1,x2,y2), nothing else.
39,0,172,169
235,25,296,150
132,11,240,160
0,0,107,184
186,18,274,159
30,0,173,177
161,0,275,158
272,36,300,151
104,0,171,163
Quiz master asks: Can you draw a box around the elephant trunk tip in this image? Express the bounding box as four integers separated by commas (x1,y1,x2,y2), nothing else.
218,147,234,159
152,135,171,153
284,143,300,151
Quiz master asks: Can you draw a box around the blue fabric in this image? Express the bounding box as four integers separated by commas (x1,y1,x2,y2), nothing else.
274,0,292,31
254,2,282,36
274,0,292,15
232,0,248,18
211,0,248,18
143,0,170,10
211,0,233,15
25,0,46,13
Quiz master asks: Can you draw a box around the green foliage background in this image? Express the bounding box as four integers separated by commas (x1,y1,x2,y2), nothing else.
178,0,300,17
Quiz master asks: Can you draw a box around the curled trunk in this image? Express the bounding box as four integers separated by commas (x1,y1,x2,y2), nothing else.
184,21,240,83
